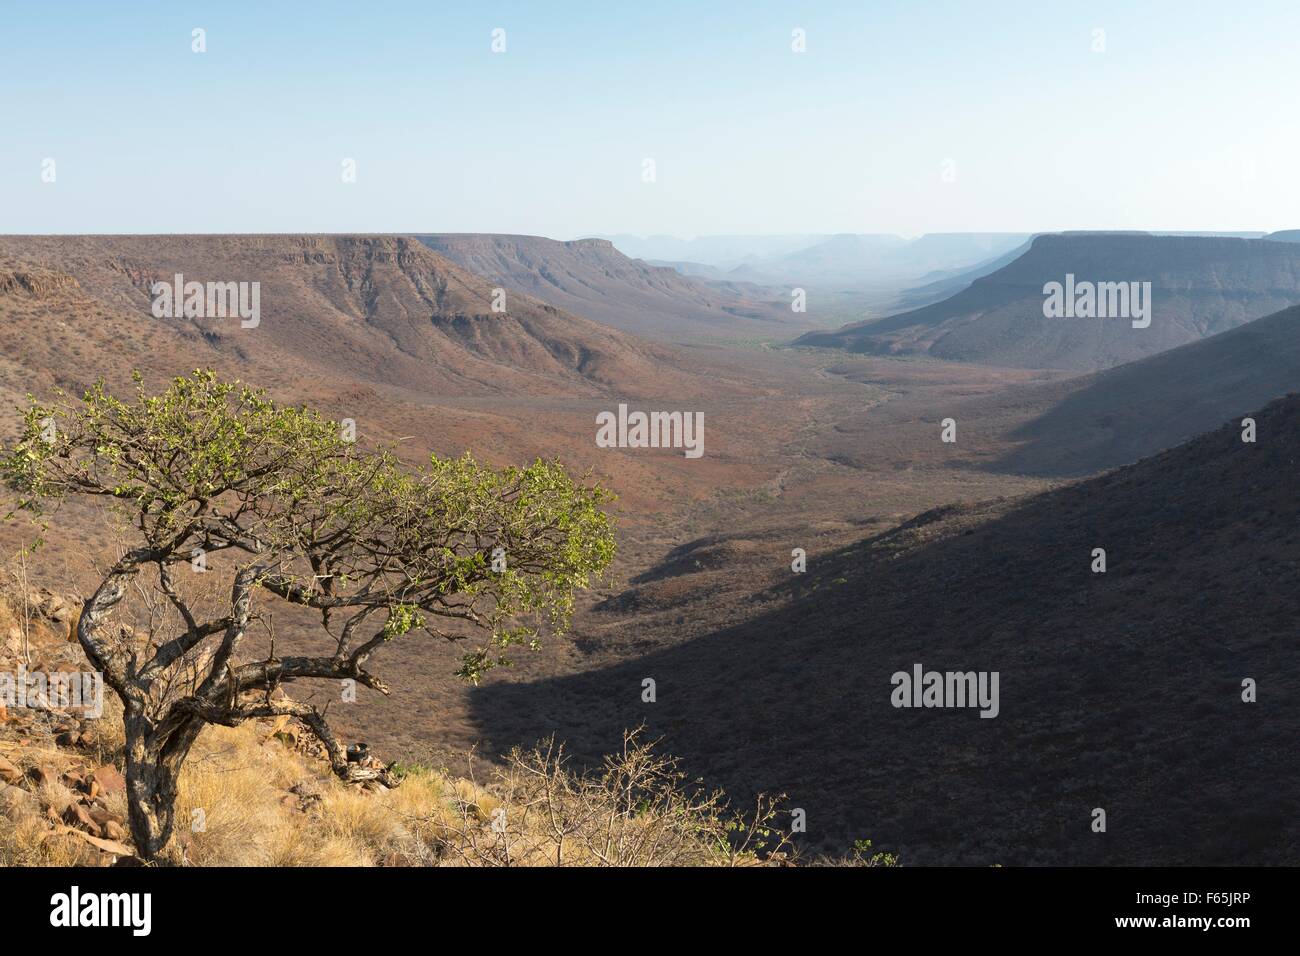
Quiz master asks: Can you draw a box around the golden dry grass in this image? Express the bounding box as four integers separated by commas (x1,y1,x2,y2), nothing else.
2,718,789,866
0,585,789,867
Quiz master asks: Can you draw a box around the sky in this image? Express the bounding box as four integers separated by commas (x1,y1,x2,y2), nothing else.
3,0,1298,238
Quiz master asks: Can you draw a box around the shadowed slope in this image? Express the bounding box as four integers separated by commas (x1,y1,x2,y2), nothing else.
471,394,1300,863
994,303,1300,475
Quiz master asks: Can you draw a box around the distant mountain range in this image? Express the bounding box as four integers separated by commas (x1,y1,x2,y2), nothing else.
593,232,1033,287
890,238,1038,310
796,233,1300,371
586,234,826,269
418,233,803,341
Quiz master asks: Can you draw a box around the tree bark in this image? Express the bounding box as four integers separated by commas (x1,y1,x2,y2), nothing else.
123,708,202,865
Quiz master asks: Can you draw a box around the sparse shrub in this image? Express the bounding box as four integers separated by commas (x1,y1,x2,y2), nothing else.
430,728,794,866
809,837,901,867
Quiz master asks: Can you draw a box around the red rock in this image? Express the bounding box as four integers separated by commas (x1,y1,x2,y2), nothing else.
85,805,113,827
61,769,86,790
60,826,133,857
62,803,96,831
88,764,126,796
101,820,128,842
0,754,22,785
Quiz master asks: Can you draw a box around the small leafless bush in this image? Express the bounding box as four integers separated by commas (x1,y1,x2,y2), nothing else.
434,728,795,867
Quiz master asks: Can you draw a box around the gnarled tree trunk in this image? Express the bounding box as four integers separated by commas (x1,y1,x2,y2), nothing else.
123,706,203,864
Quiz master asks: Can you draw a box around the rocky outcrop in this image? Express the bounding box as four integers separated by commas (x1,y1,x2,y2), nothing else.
0,268,79,299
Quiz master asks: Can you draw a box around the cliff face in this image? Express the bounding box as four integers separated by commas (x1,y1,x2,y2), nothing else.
418,233,797,339
797,234,1300,371
0,234,731,401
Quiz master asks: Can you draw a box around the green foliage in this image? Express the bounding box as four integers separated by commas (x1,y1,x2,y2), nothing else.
851,838,900,867
0,369,616,683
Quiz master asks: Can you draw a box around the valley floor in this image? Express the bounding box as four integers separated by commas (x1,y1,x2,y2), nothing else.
5,340,1294,865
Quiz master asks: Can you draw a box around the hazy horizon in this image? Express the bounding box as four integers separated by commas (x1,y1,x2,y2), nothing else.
0,229,1282,240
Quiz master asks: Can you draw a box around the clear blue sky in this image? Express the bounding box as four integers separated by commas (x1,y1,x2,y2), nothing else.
3,0,1297,237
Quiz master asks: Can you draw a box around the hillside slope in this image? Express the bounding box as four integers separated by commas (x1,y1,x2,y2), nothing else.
795,234,1300,371
417,234,798,340
994,303,1300,475
891,238,1036,311
0,235,722,401
473,393,1300,863
0,234,785,548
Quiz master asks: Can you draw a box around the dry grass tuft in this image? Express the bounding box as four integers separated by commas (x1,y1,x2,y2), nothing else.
4,719,795,866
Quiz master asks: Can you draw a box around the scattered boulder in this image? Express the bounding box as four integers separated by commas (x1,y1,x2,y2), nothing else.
25,588,78,625
0,753,22,785
26,765,56,787
62,802,96,831
0,782,39,820
101,819,128,842
84,805,126,836
88,764,126,797
85,805,108,825
57,825,134,859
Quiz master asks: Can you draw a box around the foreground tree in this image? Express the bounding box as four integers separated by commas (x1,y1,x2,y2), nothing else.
1,370,615,862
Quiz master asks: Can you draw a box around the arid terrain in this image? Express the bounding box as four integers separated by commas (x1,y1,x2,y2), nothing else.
796,233,1300,371
2,232,1297,865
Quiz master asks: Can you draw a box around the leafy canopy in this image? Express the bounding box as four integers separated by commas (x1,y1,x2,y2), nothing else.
1,370,616,682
